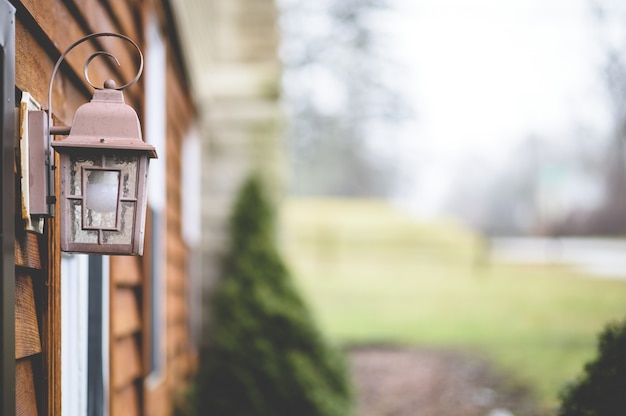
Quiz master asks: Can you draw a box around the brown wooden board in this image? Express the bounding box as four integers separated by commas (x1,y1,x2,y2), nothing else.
42,215,61,416
110,256,142,286
112,287,141,338
143,381,169,416
108,0,140,42
166,292,186,325
16,358,38,416
166,323,188,359
111,382,140,416
111,335,141,390
15,275,41,360
20,0,139,91
15,21,89,126
15,232,41,270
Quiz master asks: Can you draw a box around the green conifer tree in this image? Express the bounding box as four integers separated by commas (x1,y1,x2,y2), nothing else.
195,176,352,416
559,317,626,415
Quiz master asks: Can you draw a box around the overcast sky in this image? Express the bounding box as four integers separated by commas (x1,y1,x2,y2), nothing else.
384,0,623,215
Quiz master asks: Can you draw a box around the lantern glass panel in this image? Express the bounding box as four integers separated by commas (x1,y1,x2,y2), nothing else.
65,151,142,249
69,155,95,196
104,154,138,199
102,201,135,245
70,200,98,244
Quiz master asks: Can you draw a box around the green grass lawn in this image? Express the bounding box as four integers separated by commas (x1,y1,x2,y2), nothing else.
279,197,626,412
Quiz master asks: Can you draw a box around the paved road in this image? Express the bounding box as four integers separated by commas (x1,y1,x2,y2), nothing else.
490,237,626,279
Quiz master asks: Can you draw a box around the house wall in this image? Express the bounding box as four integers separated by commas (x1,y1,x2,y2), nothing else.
10,0,197,415
170,0,284,341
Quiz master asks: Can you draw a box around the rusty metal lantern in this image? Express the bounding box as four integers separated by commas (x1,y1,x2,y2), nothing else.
52,81,156,255
29,33,157,255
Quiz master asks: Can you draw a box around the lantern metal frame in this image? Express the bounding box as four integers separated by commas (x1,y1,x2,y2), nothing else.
28,32,157,256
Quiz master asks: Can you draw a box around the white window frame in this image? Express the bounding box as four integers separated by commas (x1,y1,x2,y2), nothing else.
61,254,110,416
145,11,167,386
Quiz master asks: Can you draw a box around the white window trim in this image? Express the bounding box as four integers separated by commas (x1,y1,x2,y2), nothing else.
61,253,89,416
61,254,110,416
145,10,167,388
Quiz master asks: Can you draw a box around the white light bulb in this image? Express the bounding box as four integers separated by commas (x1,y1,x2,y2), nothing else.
86,170,119,213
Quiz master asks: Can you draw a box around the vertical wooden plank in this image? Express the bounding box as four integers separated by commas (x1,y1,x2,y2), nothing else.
42,206,61,416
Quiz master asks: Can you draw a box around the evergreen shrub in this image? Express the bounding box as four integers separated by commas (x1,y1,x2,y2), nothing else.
558,317,626,415
194,176,353,416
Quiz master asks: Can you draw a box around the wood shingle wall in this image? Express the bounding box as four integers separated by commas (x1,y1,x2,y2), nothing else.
11,0,197,414
110,255,144,416
15,232,48,416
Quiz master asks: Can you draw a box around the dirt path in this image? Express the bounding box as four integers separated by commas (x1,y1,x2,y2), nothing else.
348,346,542,416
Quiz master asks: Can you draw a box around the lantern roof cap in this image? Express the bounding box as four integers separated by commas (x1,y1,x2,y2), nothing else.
51,85,157,158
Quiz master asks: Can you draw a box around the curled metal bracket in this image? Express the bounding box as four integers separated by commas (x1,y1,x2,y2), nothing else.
48,32,143,114
45,32,144,217
83,51,120,90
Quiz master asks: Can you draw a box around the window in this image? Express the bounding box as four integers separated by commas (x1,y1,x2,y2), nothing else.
87,256,110,416
61,254,110,416
182,127,202,347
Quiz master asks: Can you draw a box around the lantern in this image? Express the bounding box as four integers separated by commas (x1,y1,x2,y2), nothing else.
51,82,156,255
27,33,156,255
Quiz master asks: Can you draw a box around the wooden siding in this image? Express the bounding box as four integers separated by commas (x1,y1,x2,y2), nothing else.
14,1,141,126
13,0,142,412
14,275,41,360
111,383,141,416
15,359,38,416
110,255,144,416
14,229,47,416
12,0,197,415
138,4,197,415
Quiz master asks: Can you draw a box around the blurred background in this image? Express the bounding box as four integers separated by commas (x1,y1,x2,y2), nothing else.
275,0,626,414
280,0,626,233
